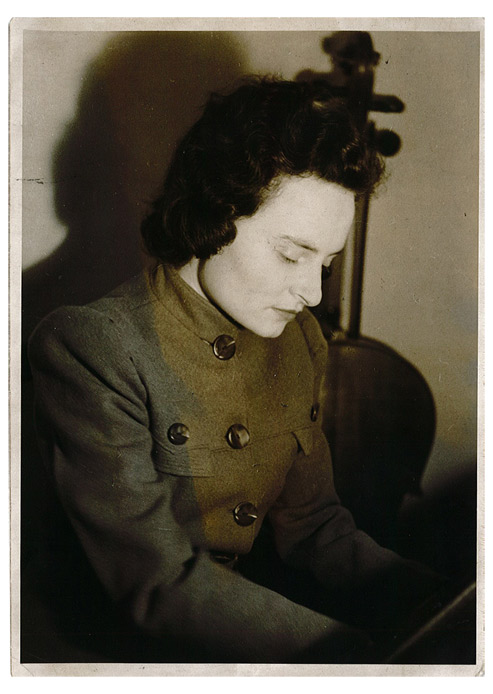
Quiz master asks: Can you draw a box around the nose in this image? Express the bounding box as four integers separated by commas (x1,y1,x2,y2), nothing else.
291,270,323,308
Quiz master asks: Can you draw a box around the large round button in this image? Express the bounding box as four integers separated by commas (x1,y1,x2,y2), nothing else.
167,423,190,445
311,403,320,422
233,502,258,527
226,424,250,449
213,334,236,360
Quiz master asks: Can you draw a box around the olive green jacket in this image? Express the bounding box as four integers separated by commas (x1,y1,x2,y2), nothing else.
29,264,439,663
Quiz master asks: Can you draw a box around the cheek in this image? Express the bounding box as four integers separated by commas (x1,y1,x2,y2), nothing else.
208,233,289,305
245,264,286,300
231,250,280,293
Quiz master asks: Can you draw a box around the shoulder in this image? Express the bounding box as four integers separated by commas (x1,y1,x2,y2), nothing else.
27,305,128,384
28,272,156,367
28,299,152,409
90,272,156,315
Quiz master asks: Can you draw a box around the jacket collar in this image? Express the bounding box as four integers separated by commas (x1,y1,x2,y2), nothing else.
148,263,240,345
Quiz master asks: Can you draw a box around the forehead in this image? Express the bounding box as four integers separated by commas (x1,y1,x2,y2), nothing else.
253,175,355,246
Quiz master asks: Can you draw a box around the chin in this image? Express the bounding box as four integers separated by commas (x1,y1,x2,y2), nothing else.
247,321,288,339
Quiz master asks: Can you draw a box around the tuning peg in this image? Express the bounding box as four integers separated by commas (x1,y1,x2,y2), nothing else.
322,32,380,72
375,129,402,157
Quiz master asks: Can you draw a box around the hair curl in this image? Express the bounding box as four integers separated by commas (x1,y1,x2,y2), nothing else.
142,76,383,266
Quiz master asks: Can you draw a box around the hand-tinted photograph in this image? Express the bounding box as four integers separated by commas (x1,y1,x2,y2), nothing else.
11,17,482,676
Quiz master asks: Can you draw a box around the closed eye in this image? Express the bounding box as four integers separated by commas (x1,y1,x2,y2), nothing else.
278,252,299,265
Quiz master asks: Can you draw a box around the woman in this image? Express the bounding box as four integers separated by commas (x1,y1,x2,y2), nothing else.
29,77,441,664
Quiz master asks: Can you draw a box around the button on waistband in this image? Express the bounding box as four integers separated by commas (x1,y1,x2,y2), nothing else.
210,551,239,565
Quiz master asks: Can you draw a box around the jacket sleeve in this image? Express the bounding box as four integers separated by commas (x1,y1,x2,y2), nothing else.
268,311,445,639
28,305,371,664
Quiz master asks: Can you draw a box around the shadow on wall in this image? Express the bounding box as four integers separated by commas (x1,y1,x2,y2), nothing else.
22,31,247,362
21,33,247,662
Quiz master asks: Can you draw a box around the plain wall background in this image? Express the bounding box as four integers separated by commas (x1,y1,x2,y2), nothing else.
20,25,480,494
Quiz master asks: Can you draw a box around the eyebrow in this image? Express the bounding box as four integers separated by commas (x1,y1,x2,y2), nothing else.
279,234,345,257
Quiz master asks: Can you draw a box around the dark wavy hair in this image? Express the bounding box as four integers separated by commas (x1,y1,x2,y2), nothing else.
142,76,384,266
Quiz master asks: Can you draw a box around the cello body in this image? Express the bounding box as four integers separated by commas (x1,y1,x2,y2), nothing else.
322,335,435,547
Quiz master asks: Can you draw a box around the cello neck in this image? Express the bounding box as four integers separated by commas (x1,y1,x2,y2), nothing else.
347,191,371,340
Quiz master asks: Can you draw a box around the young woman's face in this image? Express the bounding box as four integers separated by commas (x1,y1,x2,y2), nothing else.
195,175,355,338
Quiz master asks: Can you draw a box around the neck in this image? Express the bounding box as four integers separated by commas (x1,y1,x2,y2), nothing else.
176,258,208,300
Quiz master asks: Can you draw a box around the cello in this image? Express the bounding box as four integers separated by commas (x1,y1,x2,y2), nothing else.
297,32,436,549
